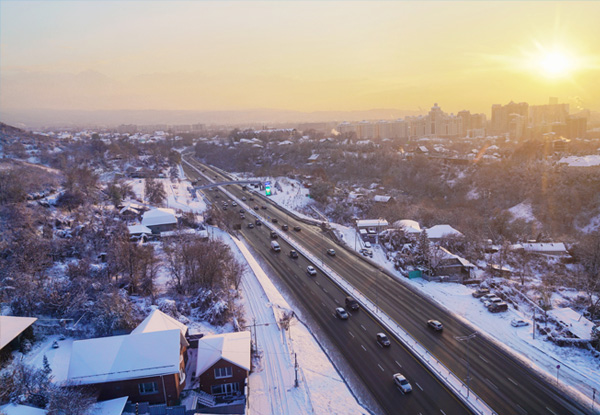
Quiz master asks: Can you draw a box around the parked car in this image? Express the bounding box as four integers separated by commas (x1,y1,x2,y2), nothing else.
360,248,373,257
484,297,503,308
327,249,336,256
376,333,391,347
364,241,372,248
511,319,529,327
335,307,349,320
489,302,508,313
294,226,301,232
289,250,298,259
307,265,317,276
282,224,289,231
480,293,498,303
393,373,412,393
427,320,444,331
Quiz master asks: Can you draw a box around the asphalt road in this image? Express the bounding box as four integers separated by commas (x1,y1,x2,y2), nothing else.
182,156,590,415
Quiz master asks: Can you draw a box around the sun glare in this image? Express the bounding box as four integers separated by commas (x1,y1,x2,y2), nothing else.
539,51,573,78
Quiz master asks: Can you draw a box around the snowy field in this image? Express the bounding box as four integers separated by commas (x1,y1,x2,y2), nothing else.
330,222,600,407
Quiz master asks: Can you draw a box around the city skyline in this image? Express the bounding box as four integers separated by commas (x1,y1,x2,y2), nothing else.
2,1,600,120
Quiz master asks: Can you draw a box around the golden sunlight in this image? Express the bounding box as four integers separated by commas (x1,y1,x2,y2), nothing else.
539,50,574,79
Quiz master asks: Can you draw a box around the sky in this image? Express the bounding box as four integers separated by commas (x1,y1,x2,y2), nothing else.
1,1,600,117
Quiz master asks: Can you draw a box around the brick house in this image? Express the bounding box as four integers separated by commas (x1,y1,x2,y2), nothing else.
195,331,251,398
67,329,186,405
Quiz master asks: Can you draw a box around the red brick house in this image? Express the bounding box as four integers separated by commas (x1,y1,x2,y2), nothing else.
67,329,186,405
195,331,251,397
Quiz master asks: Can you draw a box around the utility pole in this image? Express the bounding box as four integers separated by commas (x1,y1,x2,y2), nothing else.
592,388,596,412
455,332,477,399
533,308,536,340
253,318,258,351
294,353,299,387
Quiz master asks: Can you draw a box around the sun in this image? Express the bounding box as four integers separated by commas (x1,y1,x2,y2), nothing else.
539,51,573,79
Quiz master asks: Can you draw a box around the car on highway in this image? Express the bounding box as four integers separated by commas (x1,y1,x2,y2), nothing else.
240,209,245,213
240,214,245,219
254,206,259,210
270,231,278,239
272,218,278,223
393,373,412,393
427,320,444,331
289,250,298,259
294,226,301,232
306,265,317,276
255,219,261,226
281,224,289,231
241,197,247,201
249,197,254,201
261,205,267,210
376,333,391,347
511,319,529,327
327,249,336,256
335,307,349,320
247,223,254,229
231,201,237,206
215,194,220,198
345,296,359,310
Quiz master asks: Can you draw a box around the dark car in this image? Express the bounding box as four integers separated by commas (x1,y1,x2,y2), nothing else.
241,197,247,201
272,218,278,223
294,226,301,232
249,197,254,201
270,231,278,239
261,206,267,210
247,223,254,229
345,296,359,311
282,224,289,231
239,209,245,213
255,219,262,226
290,250,298,259
376,333,391,347
254,206,259,211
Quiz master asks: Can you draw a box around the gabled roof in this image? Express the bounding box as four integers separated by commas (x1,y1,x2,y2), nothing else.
90,396,129,415
0,404,47,415
522,242,567,254
68,329,181,385
196,331,251,376
127,224,152,235
356,219,389,228
141,208,177,227
394,219,421,234
0,316,37,350
426,224,463,239
373,195,392,203
548,307,594,340
132,308,189,347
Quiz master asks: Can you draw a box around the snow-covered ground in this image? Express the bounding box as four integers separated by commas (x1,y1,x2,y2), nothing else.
330,222,600,407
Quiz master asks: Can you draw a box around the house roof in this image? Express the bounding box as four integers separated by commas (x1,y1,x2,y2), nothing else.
394,219,421,234
67,329,181,385
373,195,392,203
132,308,189,348
127,224,152,235
0,316,37,350
548,307,594,340
426,224,463,239
522,242,567,254
141,208,177,227
356,219,389,228
436,246,475,268
90,396,129,415
196,331,251,376
0,404,47,415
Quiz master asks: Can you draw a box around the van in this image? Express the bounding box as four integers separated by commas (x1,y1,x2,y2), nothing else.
345,296,359,311
489,302,508,313
270,241,281,252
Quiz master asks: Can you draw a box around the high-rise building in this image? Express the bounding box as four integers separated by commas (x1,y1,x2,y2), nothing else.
491,101,529,135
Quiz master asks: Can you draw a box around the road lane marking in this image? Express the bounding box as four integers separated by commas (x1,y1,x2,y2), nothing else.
361,325,367,331
546,407,558,415
349,331,354,338
440,410,447,415
322,302,326,307
486,378,498,390
395,360,402,368
508,377,518,386
361,345,366,351
516,404,527,414
479,354,489,363
323,288,328,293
315,281,320,286
415,382,423,391
378,364,384,372
334,299,339,304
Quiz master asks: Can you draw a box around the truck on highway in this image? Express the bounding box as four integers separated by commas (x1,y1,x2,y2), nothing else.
270,241,281,252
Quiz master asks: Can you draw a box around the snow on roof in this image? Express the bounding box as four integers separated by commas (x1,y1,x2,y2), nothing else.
127,224,152,235
373,195,392,203
548,307,594,340
278,140,293,146
0,316,37,350
558,155,600,167
356,219,389,228
308,153,320,161
418,145,429,152
436,246,475,268
68,329,181,385
426,224,463,239
0,404,47,415
89,397,128,415
394,219,421,233
196,331,251,376
132,308,189,347
141,208,177,227
522,242,567,254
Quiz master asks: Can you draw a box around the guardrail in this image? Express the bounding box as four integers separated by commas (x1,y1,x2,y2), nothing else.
183,157,496,415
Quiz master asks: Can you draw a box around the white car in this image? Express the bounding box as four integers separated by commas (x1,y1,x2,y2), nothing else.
335,307,349,320
484,297,503,308
393,373,412,393
364,241,372,248
511,319,529,327
480,293,498,303
307,265,317,276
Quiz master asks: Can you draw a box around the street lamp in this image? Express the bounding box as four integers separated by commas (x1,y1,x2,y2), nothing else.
455,332,477,399
556,364,560,386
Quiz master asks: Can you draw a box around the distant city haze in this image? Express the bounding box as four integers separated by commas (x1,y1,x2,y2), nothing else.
1,1,600,126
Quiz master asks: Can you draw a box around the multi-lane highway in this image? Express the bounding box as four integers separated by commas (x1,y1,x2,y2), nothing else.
182,155,589,415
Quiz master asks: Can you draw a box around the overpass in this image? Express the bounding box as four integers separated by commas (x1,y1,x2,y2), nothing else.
193,179,263,190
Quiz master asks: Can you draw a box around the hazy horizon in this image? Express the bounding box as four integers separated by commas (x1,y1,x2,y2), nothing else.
2,1,600,126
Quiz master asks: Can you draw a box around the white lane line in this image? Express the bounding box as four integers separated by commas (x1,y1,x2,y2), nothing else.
479,354,489,363
361,325,367,331
440,410,447,415
323,288,328,293
546,408,558,415
486,378,498,390
415,382,423,391
315,281,320,286
349,331,354,338
361,345,366,351
516,404,527,414
395,360,402,368
378,364,385,372
508,377,518,386
334,299,339,304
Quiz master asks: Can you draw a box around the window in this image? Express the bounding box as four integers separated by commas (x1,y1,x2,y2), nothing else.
214,366,232,379
138,382,158,395
211,382,239,396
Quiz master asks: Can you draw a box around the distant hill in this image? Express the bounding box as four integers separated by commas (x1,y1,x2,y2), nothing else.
0,108,424,130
